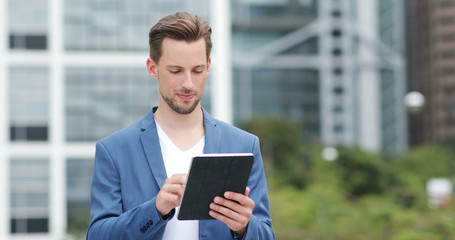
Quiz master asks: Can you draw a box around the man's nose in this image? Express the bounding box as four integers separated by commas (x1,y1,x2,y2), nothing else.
181,72,193,89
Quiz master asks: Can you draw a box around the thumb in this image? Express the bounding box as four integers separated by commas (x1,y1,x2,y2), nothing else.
245,187,250,196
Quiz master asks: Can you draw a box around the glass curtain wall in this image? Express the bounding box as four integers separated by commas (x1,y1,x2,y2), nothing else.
232,0,320,139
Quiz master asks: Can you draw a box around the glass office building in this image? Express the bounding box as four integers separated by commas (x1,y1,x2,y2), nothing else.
231,0,407,153
232,0,321,139
0,0,407,239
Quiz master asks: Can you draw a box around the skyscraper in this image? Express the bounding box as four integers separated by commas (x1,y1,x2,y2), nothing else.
407,0,455,145
231,0,407,153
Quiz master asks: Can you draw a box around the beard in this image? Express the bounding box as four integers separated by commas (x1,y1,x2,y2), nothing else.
161,89,201,115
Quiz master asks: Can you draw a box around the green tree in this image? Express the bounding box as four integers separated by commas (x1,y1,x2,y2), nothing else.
389,144,455,208
334,147,387,198
241,117,308,188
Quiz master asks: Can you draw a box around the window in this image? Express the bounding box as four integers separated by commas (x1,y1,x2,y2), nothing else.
441,67,455,76
333,86,344,95
64,0,210,51
65,68,159,141
10,126,48,141
332,29,342,38
9,67,49,141
333,106,344,114
440,33,455,43
441,50,455,59
440,17,455,26
331,10,342,18
10,159,49,234
440,1,455,8
245,69,320,138
9,34,47,50
9,0,48,50
333,124,344,133
333,68,343,75
332,48,343,56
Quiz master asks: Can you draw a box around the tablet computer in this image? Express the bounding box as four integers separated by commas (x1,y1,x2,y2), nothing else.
177,153,254,220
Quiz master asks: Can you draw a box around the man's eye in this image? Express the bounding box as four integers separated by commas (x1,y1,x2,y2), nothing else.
170,70,180,74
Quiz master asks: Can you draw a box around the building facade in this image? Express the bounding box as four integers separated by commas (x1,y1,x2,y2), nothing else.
1,0,210,239
0,0,407,239
407,0,455,145
231,0,407,153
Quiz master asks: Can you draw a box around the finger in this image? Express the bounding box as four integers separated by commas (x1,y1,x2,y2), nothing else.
223,192,255,208
209,208,246,232
210,201,247,221
212,196,253,220
160,191,182,205
170,173,188,179
161,183,185,195
156,191,182,216
213,196,242,213
166,174,188,184
245,187,250,196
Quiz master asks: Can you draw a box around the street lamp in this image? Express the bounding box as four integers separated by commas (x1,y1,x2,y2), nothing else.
404,91,425,114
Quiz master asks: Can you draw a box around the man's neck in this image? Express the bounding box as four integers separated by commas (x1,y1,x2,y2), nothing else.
154,104,205,152
154,104,203,130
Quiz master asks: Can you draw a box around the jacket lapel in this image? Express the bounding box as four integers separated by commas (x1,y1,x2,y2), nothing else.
139,108,167,188
139,107,221,189
202,108,221,154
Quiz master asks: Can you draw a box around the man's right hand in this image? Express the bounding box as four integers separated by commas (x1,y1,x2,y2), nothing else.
156,173,187,217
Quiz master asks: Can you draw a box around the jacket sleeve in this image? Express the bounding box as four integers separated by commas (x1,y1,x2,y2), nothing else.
241,136,275,240
86,141,173,240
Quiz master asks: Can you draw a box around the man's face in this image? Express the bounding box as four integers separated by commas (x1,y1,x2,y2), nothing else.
147,38,210,115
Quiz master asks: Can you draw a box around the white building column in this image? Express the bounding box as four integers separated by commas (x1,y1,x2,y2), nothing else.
49,0,66,238
393,0,408,152
356,0,381,152
339,0,356,146
0,0,10,238
210,0,233,124
317,0,335,146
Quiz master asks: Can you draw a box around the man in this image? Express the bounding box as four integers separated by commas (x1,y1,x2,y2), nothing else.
87,12,274,240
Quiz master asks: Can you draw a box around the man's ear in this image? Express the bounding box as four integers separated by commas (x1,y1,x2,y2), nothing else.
206,57,211,74
147,58,159,79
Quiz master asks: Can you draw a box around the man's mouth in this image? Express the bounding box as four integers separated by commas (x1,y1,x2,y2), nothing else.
177,93,196,100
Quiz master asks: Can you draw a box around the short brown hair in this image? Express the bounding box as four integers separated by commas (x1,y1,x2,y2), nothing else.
148,12,212,63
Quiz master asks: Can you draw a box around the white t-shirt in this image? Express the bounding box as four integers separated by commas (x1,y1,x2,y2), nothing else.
156,121,204,240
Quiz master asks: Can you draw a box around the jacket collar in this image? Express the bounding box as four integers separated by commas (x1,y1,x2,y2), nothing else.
139,106,221,188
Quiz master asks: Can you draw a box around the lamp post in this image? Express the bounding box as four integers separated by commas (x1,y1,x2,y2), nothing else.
405,91,425,114
404,91,425,147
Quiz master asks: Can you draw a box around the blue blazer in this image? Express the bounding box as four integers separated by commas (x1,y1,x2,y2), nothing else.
87,107,275,240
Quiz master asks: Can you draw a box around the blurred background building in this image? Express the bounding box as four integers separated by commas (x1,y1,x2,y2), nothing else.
232,0,407,154
406,0,455,145
0,0,407,239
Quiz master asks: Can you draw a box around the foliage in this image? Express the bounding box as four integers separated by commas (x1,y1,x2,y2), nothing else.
241,117,302,166
334,147,388,198
242,117,455,240
241,117,309,188
388,144,455,209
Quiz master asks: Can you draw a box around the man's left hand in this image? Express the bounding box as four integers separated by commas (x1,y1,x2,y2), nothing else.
209,187,255,236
